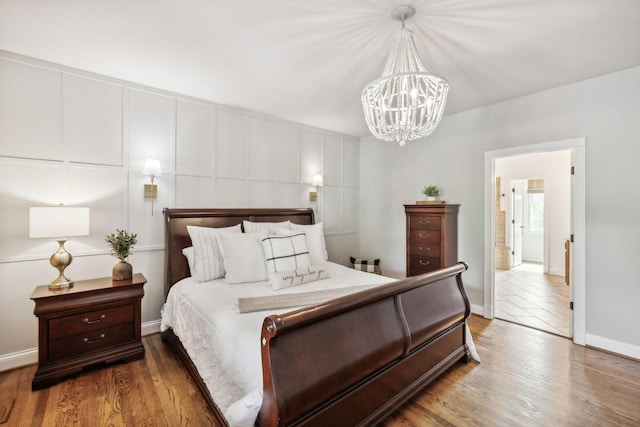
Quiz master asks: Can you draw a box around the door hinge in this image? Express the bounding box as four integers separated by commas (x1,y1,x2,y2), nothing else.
511,250,515,255
570,301,574,310
571,166,575,175
570,234,574,243
511,219,515,224
512,188,515,193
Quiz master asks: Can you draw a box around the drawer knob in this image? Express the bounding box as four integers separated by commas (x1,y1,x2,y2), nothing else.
419,260,431,266
418,233,431,239
83,334,105,344
419,247,431,252
419,220,431,225
83,314,106,324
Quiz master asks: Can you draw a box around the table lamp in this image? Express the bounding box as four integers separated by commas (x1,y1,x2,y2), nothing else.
29,206,90,290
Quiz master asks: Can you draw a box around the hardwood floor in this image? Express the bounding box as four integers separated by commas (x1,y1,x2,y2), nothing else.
2,316,639,426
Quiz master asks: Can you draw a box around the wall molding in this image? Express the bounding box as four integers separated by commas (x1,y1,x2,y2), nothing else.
0,246,166,264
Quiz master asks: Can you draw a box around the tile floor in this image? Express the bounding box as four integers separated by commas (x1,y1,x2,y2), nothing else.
495,262,571,337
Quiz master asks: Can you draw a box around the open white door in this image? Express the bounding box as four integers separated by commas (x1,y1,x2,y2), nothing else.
511,180,525,267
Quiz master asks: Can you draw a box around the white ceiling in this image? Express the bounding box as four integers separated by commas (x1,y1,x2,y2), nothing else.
1,0,639,138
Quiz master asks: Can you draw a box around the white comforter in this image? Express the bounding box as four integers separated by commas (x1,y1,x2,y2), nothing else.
160,262,394,426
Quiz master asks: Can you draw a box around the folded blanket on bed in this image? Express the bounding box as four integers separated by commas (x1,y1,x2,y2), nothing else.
237,285,371,313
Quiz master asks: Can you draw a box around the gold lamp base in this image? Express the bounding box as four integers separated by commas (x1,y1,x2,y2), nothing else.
49,239,74,291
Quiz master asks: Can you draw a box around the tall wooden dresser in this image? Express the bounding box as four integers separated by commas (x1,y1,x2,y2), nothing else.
405,204,459,277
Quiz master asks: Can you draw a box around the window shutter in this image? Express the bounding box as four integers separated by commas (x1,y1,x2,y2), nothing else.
527,178,544,194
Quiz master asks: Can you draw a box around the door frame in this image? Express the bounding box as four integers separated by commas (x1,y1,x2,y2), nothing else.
483,138,586,345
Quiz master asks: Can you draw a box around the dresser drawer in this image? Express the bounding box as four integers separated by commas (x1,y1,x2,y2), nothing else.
49,304,134,340
411,243,441,256
410,229,441,245
410,216,441,230
409,255,441,275
48,322,135,362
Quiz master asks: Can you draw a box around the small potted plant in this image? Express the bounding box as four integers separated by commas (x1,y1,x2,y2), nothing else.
422,185,440,201
105,229,138,280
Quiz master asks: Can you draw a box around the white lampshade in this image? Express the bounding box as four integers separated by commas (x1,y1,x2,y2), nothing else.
143,159,162,177
312,174,324,187
29,207,90,238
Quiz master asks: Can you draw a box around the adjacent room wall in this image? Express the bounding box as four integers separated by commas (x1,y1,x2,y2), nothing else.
495,151,571,274
0,51,360,369
360,66,640,359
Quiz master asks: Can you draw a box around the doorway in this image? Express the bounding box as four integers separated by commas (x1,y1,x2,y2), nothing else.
494,156,571,337
483,138,586,345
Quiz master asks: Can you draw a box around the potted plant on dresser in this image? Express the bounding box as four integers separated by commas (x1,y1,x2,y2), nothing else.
105,229,138,280
422,185,440,201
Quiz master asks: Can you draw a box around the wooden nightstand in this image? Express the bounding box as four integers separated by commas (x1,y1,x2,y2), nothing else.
30,273,146,390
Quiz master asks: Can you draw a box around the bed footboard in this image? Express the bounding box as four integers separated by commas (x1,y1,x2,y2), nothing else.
259,262,471,426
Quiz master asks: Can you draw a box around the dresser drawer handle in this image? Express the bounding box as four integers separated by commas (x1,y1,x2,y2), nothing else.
83,314,106,324
418,246,431,252
419,260,431,266
83,334,105,344
419,220,431,225
418,233,431,239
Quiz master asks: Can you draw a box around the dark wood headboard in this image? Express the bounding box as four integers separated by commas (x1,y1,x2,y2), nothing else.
162,208,315,297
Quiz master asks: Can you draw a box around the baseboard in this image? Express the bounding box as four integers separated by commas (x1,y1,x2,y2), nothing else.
0,319,163,373
547,267,564,276
0,348,37,373
142,319,162,336
470,303,484,316
586,333,640,361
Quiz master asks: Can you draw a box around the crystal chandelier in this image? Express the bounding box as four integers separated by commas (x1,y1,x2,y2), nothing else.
361,5,448,147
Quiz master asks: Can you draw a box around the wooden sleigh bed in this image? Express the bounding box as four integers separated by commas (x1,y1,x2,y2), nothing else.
162,207,472,426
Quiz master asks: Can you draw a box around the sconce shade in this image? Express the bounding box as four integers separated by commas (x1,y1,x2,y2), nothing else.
312,175,324,187
143,159,162,177
29,207,90,238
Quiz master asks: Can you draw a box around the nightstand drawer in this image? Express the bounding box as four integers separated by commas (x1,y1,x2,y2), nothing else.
48,322,135,362
410,216,441,230
49,304,134,340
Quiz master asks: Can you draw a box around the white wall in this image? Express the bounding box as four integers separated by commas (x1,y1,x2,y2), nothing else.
495,151,571,274
360,66,640,359
0,51,360,369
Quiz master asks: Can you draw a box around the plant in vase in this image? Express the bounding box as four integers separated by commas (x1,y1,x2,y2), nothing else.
105,229,138,280
422,185,440,201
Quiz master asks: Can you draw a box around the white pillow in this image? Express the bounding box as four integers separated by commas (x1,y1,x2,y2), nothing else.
243,220,291,234
289,222,329,265
182,246,196,275
269,264,330,291
262,233,311,273
216,231,268,284
186,224,241,282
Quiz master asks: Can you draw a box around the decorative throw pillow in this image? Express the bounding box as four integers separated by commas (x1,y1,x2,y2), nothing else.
243,220,291,234
186,224,242,282
262,233,311,273
269,264,330,291
350,257,381,274
182,246,196,275
216,231,268,284
289,222,329,265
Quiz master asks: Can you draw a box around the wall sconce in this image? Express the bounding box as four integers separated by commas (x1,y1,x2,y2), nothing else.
29,205,90,290
143,159,162,216
309,174,323,201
